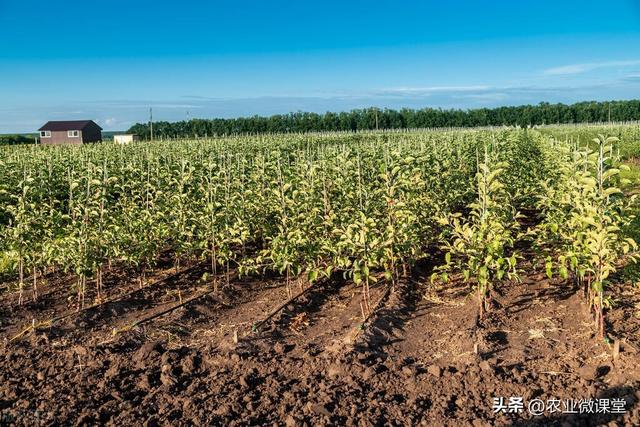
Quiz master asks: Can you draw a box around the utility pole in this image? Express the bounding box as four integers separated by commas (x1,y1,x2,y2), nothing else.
374,107,379,131
149,107,154,142
608,103,611,126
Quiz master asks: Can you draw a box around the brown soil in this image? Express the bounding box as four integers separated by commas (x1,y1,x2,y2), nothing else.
0,257,639,426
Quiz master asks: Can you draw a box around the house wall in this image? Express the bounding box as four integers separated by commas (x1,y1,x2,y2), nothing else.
40,131,83,145
114,135,138,144
82,123,102,143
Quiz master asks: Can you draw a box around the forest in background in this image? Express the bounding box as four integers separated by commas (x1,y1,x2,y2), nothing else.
126,100,640,139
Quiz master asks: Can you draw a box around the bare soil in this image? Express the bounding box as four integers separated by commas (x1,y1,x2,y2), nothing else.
0,256,639,426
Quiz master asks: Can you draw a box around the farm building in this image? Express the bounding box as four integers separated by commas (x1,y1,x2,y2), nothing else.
38,120,102,145
113,134,138,144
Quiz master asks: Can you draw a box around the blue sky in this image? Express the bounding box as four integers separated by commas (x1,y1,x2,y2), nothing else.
1,0,640,133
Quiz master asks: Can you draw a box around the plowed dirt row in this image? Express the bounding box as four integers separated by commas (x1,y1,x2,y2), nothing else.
0,262,639,426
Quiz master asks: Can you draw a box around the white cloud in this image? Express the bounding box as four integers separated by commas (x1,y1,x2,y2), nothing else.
456,92,510,102
5,74,640,133
380,85,491,95
543,60,640,76
50,110,85,115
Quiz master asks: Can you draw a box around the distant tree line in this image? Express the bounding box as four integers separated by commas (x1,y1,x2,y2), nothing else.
123,99,639,139
0,134,34,146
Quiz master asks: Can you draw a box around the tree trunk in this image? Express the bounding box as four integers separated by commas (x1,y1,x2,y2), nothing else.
18,259,24,306
32,268,38,302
